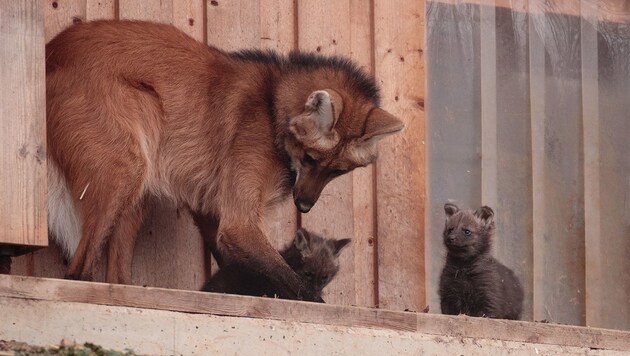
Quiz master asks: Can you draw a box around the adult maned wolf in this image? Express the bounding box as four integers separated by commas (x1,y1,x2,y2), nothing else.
46,20,403,301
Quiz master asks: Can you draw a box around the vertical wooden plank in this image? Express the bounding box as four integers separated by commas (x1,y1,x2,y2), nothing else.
207,0,260,51
86,0,116,20
374,0,425,311
260,0,295,52
528,0,547,323
173,0,205,41
259,0,299,252
492,1,534,321
297,0,357,306
44,0,86,42
480,2,498,210
349,0,377,308
118,0,206,290
580,0,602,329
582,2,630,330
119,0,173,23
11,0,88,278
0,0,47,250
425,1,482,313
204,0,260,277
529,0,585,325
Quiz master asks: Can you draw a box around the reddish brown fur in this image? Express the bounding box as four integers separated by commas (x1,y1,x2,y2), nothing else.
46,20,403,301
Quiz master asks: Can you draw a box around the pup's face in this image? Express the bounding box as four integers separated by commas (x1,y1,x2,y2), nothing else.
443,203,495,258
292,228,351,293
285,89,403,213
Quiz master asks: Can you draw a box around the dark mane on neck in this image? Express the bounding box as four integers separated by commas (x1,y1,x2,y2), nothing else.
228,48,380,105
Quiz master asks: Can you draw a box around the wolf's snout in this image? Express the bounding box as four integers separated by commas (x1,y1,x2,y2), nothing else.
294,198,314,213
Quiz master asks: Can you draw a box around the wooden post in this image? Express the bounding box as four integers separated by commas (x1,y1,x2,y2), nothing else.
0,0,47,261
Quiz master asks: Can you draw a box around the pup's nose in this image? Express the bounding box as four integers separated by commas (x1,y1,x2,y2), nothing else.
447,236,456,243
295,198,313,213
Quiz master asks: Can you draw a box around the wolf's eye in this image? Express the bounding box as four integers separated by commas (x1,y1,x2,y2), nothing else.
304,271,314,280
463,228,472,236
330,169,346,177
302,153,317,166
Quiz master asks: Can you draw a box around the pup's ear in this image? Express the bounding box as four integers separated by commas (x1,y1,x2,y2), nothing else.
475,206,494,224
346,108,404,165
294,228,312,255
332,238,351,257
444,203,459,217
289,89,343,150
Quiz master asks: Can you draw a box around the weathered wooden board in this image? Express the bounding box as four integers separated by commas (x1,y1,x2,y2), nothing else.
0,0,47,251
529,0,586,325
349,0,378,308
425,1,482,314
582,0,630,330
481,2,534,321
1,275,629,353
373,0,426,312
297,0,358,306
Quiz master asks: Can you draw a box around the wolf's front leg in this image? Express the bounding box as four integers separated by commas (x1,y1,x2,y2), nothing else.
216,222,323,302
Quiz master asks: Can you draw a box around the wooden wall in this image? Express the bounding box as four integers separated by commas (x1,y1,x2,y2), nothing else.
0,1,47,253
425,0,630,331
11,0,426,312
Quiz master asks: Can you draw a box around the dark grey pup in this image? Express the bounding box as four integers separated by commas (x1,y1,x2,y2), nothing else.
438,203,524,320
202,228,351,302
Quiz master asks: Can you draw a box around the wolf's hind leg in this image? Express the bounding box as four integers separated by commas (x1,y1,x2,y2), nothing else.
106,200,146,284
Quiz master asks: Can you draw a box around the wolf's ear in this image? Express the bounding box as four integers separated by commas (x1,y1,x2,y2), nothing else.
294,228,312,254
289,89,343,150
475,206,494,224
444,203,459,217
346,108,404,164
332,238,351,256
360,108,404,144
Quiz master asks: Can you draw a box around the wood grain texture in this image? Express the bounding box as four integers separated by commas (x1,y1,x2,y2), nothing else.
374,0,425,311
0,0,47,249
297,0,357,306
582,0,630,330
424,1,483,314
529,0,586,325
1,275,629,352
207,0,260,51
483,3,534,321
259,0,299,252
350,0,378,308
44,0,86,41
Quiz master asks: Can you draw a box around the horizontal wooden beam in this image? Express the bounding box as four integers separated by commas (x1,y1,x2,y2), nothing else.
1,275,628,352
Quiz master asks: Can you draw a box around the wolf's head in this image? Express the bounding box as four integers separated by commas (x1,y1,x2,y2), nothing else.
442,203,495,259
277,55,404,212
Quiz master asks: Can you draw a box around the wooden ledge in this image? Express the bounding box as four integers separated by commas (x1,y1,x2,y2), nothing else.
1,274,629,352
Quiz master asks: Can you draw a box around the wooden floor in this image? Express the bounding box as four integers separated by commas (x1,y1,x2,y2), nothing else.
1,275,629,355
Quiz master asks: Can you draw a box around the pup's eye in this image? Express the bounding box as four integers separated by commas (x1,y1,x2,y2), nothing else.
304,271,314,279
447,227,454,234
302,153,317,166
463,229,472,236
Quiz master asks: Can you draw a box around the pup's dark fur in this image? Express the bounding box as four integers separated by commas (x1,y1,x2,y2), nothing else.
438,203,524,320
202,228,351,301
